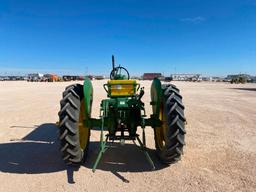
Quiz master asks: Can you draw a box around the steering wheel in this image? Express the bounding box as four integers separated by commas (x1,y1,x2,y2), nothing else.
110,66,130,80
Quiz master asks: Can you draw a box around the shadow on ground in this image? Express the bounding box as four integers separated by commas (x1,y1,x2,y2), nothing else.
85,142,167,172
0,123,168,182
230,88,256,92
0,123,65,174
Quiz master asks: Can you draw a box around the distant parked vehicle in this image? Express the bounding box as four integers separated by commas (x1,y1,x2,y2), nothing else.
4,77,10,81
9,76,17,81
142,73,162,80
62,75,85,81
86,75,94,80
164,77,173,82
94,75,105,80
27,73,44,82
42,74,60,82
171,74,202,82
231,76,247,84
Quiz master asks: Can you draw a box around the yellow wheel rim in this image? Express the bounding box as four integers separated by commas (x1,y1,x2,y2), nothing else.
155,102,167,150
78,99,90,150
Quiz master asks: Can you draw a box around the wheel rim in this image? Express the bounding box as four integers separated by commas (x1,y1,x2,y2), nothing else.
78,99,89,150
151,78,167,151
155,102,167,151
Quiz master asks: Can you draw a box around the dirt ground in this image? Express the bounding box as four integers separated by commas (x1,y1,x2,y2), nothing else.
0,80,255,192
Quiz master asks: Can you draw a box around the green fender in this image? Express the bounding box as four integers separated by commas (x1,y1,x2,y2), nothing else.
150,78,162,118
83,78,93,119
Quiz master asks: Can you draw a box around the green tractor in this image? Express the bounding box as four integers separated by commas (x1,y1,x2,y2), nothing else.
58,56,186,172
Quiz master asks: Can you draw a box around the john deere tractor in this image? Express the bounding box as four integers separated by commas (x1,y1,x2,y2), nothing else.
58,56,186,172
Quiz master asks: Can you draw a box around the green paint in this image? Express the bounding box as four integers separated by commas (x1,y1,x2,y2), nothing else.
150,78,162,118
83,77,93,119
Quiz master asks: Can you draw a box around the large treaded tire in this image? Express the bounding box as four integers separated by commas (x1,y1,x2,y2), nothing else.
58,84,90,165
154,84,186,164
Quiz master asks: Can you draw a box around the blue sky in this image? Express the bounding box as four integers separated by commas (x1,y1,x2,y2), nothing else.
0,0,256,76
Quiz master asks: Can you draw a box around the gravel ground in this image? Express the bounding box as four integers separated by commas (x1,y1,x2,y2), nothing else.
0,80,255,192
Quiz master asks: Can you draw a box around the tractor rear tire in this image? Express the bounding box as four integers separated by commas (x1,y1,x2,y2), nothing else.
154,84,186,164
58,84,90,165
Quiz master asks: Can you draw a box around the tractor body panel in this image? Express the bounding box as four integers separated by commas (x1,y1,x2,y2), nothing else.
105,79,138,97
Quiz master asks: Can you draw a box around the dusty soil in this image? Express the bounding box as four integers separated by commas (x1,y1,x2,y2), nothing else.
0,81,255,192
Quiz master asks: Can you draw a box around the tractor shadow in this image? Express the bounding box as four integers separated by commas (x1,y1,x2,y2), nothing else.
0,123,168,182
0,123,66,174
85,140,167,173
